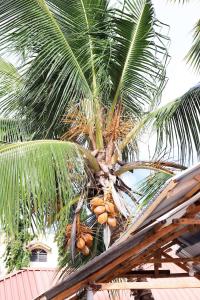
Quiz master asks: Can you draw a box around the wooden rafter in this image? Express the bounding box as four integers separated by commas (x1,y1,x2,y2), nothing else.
96,281,200,290
122,271,193,279
175,184,200,207
186,203,200,215
173,218,200,225
162,252,200,280
101,202,200,282
154,249,161,277
101,226,189,282
140,257,200,264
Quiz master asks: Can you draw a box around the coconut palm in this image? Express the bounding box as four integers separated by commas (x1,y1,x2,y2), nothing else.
0,0,199,271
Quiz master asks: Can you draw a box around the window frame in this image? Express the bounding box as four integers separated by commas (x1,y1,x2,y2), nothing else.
30,248,47,262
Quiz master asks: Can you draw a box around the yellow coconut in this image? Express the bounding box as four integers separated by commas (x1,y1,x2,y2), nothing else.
90,197,104,207
105,202,115,214
82,233,93,247
81,245,90,256
76,237,85,250
94,205,106,215
98,212,108,224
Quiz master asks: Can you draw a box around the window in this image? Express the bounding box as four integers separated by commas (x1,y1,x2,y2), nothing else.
30,249,47,262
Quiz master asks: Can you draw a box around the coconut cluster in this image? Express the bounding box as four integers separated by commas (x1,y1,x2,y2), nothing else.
90,193,117,228
65,223,93,256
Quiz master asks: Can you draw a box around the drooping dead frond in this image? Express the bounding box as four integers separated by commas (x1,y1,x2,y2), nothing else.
115,160,186,176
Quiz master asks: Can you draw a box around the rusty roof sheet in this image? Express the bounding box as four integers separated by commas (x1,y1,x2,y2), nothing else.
0,268,55,300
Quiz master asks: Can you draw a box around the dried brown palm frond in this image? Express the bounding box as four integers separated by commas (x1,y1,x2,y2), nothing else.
62,111,91,140
61,110,96,149
105,105,136,143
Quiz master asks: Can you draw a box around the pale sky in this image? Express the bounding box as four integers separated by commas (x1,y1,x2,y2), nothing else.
153,0,200,104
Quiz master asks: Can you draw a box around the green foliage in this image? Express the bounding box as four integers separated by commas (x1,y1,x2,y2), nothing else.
187,19,200,73
0,58,21,96
137,171,173,208
4,221,34,273
0,118,29,143
0,140,86,235
0,58,22,118
56,224,70,270
169,0,200,73
0,0,169,137
5,239,30,273
109,0,169,115
150,85,200,164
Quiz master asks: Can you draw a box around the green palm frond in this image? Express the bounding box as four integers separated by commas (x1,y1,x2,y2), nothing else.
48,0,109,93
0,0,95,135
0,1,170,137
0,118,29,143
187,19,200,73
0,58,20,80
137,171,173,208
0,58,29,143
0,57,22,106
168,0,200,72
150,84,200,163
0,140,86,234
108,0,169,118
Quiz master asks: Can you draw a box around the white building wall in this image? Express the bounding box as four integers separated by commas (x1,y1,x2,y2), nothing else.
0,231,59,277
29,233,58,268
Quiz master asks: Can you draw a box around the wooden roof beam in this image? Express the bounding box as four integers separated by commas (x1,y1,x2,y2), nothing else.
96,281,200,290
121,271,193,279
141,257,200,264
173,218,200,225
162,252,200,280
99,226,188,282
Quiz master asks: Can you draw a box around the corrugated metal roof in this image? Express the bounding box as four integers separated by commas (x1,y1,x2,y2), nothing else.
151,279,200,300
0,268,55,300
93,287,200,300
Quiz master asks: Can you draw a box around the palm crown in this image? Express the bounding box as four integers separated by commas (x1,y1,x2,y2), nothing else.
0,0,200,269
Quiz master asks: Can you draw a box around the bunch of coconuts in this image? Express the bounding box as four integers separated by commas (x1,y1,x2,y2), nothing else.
65,223,93,256
90,193,117,228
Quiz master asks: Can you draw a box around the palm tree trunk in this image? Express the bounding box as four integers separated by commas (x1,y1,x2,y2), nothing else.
134,288,154,300
131,275,155,300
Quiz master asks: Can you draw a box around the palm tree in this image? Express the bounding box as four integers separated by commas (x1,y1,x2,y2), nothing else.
0,0,199,273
